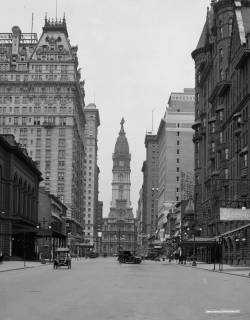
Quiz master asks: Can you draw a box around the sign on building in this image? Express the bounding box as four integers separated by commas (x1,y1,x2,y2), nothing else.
220,208,250,221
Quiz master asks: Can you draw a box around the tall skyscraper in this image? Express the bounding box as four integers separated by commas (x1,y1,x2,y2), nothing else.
101,119,136,255
157,88,195,219
0,19,86,253
141,133,159,237
83,103,100,247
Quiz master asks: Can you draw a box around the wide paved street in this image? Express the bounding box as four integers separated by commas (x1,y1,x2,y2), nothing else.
1,258,250,320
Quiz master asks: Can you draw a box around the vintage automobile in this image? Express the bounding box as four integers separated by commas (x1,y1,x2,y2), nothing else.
53,247,71,269
88,251,99,258
118,250,142,264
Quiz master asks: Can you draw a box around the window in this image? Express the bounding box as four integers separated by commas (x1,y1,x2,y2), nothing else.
219,48,223,63
59,117,66,126
20,128,27,136
177,149,180,155
243,154,248,168
225,168,229,179
59,128,65,136
176,158,179,163
211,122,215,133
34,117,40,125
219,132,223,143
58,150,65,158
219,111,223,121
58,172,64,180
58,139,65,147
211,142,215,152
228,17,233,36
219,69,224,81
36,138,41,147
45,161,50,170
176,167,179,172
46,138,51,147
219,20,223,38
58,161,65,168
225,148,229,160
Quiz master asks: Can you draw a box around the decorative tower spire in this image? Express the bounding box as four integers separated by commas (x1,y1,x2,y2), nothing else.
120,117,125,134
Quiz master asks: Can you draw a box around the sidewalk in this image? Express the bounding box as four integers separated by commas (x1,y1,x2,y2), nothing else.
175,261,250,278
0,260,51,272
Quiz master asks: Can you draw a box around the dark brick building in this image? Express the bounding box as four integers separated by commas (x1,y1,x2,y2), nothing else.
0,134,42,260
192,0,250,265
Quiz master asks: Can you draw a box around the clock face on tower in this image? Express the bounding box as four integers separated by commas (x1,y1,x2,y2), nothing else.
119,160,124,166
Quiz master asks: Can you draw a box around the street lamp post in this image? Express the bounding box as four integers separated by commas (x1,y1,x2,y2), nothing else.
192,232,196,267
97,231,102,255
36,220,52,263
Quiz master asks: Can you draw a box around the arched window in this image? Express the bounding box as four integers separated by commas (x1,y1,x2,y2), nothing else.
13,174,18,214
18,178,23,215
27,184,31,218
228,17,233,36
23,181,27,217
218,20,223,38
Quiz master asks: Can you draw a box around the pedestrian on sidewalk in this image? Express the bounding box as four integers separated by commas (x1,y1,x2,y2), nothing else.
174,251,179,264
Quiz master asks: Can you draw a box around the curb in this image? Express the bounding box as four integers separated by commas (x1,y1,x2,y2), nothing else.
174,262,250,279
0,266,36,273
0,262,52,273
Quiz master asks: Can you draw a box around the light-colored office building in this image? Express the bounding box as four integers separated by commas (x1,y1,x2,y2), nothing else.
157,88,195,224
83,103,100,246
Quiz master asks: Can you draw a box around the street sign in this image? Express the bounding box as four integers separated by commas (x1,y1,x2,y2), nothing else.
220,208,250,220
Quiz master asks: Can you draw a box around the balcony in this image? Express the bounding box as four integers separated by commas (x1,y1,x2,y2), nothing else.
215,141,227,151
234,126,242,136
192,119,201,130
215,104,224,112
235,48,250,69
209,80,232,103
42,121,55,128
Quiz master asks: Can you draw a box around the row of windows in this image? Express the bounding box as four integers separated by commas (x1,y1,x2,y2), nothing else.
0,116,68,126
0,72,71,82
0,85,73,94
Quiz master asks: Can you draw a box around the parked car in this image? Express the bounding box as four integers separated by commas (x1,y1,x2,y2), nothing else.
118,251,142,264
88,252,99,258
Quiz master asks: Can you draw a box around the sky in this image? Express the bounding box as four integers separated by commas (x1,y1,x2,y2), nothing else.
0,0,211,217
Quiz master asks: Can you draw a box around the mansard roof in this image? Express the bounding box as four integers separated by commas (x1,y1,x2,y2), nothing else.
114,118,130,155
43,16,68,37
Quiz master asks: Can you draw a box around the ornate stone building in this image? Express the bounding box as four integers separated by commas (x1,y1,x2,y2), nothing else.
192,0,250,264
0,18,86,254
101,119,137,255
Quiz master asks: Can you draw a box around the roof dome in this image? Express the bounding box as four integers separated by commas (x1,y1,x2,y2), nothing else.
114,118,129,155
